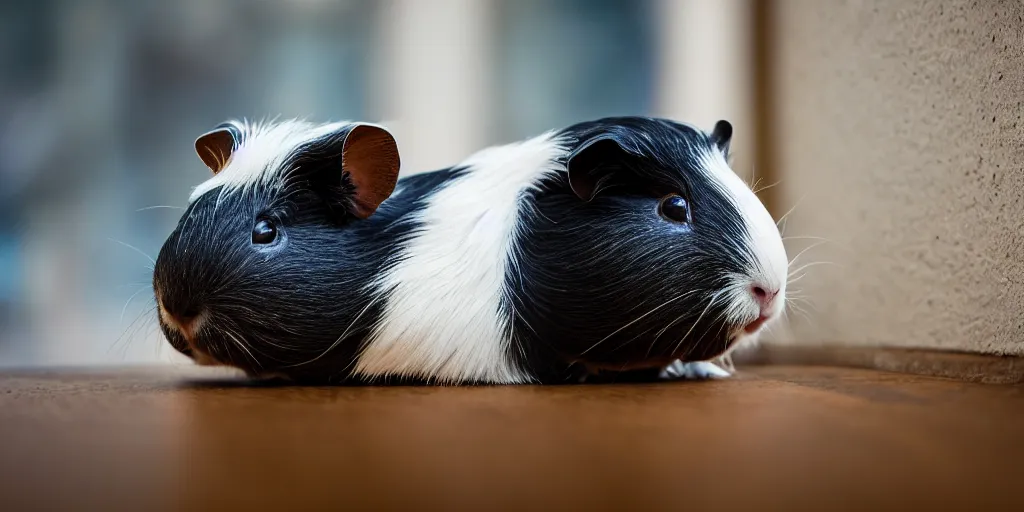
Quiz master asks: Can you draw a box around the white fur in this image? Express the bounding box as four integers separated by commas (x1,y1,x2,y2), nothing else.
699,147,789,329
659,360,732,380
354,132,564,384
189,119,386,202
181,119,784,382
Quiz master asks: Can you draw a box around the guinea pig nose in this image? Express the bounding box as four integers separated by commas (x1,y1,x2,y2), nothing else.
750,284,779,312
161,295,204,326
178,305,203,322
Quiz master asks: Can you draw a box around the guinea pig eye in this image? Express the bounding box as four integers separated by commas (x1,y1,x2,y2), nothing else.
252,219,278,244
658,195,691,223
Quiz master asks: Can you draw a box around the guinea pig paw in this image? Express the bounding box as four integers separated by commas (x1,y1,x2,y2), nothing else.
658,360,732,381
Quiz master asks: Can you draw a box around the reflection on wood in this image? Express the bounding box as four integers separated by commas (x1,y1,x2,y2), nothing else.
1,364,1021,510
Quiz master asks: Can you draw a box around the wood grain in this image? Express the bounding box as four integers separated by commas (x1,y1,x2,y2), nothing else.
1,365,1021,511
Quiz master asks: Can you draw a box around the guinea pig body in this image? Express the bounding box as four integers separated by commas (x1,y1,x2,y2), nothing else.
154,117,787,385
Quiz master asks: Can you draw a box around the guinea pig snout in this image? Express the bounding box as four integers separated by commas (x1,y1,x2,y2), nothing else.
742,282,782,334
156,289,207,338
750,283,780,316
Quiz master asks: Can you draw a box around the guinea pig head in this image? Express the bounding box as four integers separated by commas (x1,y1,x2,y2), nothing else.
524,118,788,368
153,120,400,379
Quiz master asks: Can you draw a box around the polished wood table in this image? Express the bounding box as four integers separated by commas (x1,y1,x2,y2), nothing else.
1,365,1021,511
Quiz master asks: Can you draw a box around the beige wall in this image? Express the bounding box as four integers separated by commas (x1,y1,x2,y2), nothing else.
653,0,757,182
764,0,1024,356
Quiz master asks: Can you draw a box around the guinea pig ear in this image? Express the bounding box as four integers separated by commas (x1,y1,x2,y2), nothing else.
194,124,240,174
566,135,633,202
710,120,733,156
341,124,401,219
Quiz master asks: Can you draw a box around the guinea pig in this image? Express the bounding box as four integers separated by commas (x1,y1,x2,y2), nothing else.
153,116,787,385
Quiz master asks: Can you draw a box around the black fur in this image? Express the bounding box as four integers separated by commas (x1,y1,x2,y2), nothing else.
155,117,755,385
507,117,752,382
154,126,461,383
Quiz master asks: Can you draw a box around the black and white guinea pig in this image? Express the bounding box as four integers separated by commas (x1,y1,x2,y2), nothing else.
153,116,787,385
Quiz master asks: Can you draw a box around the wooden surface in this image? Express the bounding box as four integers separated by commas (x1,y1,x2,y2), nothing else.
1,365,1022,511
736,345,1024,384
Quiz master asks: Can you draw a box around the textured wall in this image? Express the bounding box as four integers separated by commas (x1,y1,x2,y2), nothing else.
766,0,1024,355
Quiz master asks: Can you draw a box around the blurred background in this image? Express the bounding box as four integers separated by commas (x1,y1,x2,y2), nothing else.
1,0,1021,367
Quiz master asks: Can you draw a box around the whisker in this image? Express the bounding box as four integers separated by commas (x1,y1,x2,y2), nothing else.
286,296,381,368
786,295,815,308
108,238,156,266
787,302,814,323
223,328,262,371
786,294,817,312
123,320,163,363
109,305,157,358
581,292,695,356
789,260,842,276
752,179,782,195
782,235,831,242
120,287,153,325
787,271,820,286
649,290,704,339
787,241,830,269
115,283,154,289
646,304,697,357
176,205,199,253
671,289,728,357
136,205,185,212
775,195,805,226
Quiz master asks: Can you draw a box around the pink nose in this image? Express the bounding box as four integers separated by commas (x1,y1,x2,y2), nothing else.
750,284,779,316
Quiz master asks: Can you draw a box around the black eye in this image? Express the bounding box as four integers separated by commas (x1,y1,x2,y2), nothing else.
252,219,278,244
658,195,691,223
